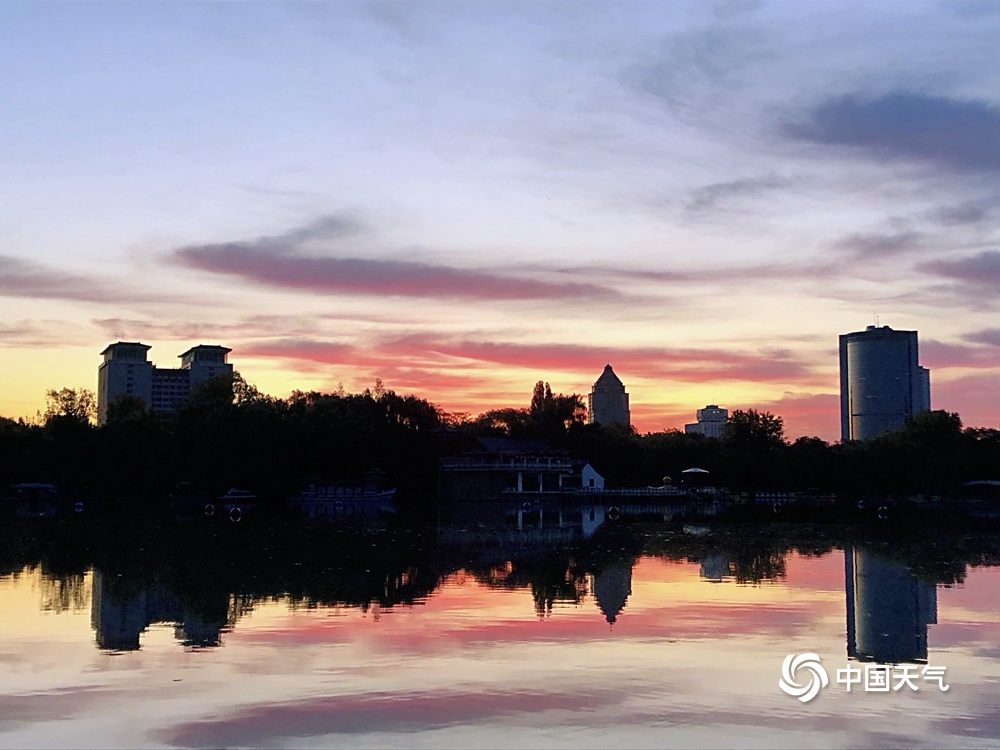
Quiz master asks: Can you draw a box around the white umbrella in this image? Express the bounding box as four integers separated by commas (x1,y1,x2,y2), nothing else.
682,467,710,474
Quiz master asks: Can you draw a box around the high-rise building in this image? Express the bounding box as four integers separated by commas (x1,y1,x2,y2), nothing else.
839,325,931,441
98,341,233,424
685,404,728,438
588,364,630,426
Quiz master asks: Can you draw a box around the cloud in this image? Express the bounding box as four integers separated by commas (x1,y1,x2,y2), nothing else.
929,372,1000,429
962,328,1000,347
545,259,845,287
918,250,1000,286
921,340,1000,369
925,201,994,227
786,92,1000,172
92,315,331,343
728,391,840,441
831,231,926,259
630,23,774,117
162,690,603,747
684,175,793,213
170,217,620,301
247,334,820,387
0,320,91,348
241,339,356,364
0,256,127,303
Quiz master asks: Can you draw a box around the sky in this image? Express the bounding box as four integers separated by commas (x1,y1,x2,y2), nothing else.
1,1,999,440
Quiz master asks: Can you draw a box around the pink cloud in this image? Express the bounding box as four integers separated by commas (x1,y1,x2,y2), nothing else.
727,392,841,442
930,372,1000,429
173,244,618,301
922,340,1000,370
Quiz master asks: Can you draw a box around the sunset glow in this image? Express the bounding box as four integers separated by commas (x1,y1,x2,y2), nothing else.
2,3,999,440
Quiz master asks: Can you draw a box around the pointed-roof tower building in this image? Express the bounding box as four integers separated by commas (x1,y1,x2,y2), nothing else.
588,364,630,426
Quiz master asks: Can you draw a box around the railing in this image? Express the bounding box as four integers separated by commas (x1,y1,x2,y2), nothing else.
573,486,689,496
441,457,574,472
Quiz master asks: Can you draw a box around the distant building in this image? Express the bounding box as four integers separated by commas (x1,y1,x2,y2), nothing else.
839,325,931,441
588,364,630,426
685,404,728,438
97,341,233,424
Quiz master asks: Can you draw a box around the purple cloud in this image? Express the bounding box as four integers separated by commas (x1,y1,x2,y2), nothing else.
170,215,621,303
918,250,1000,286
786,92,1000,172
962,328,1000,347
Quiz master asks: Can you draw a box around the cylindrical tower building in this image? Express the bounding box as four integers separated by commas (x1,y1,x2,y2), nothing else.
839,325,930,441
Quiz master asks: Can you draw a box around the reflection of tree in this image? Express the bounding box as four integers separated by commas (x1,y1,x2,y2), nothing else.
39,571,89,613
731,549,787,584
465,557,587,618
5,506,1000,650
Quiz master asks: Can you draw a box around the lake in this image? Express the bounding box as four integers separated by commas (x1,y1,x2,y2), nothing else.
1,500,998,748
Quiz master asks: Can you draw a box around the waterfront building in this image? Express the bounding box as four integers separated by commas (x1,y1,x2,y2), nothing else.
685,404,728,438
839,325,931,441
438,437,604,500
97,341,233,424
588,364,630,426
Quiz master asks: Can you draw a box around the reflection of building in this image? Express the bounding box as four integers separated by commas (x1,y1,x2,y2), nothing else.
839,326,931,441
685,405,728,438
97,341,233,424
439,438,603,500
845,547,937,663
90,570,230,651
591,562,632,625
588,365,630,427
699,554,731,582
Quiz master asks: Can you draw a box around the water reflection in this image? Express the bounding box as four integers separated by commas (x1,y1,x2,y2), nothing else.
90,569,239,650
591,563,632,624
845,545,937,664
0,500,997,659
3,500,1000,747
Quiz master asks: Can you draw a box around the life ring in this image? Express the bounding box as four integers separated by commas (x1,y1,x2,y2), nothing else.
229,506,242,523
204,503,215,517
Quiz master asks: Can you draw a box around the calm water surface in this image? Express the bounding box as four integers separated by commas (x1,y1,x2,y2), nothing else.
1,506,999,748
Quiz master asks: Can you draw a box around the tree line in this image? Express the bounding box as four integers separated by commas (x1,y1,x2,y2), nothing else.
1,375,998,499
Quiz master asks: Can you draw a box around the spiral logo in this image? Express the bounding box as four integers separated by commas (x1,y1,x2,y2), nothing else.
779,653,829,703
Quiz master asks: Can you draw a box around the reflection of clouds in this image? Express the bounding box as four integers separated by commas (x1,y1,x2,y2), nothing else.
162,689,604,747
2,556,1000,746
